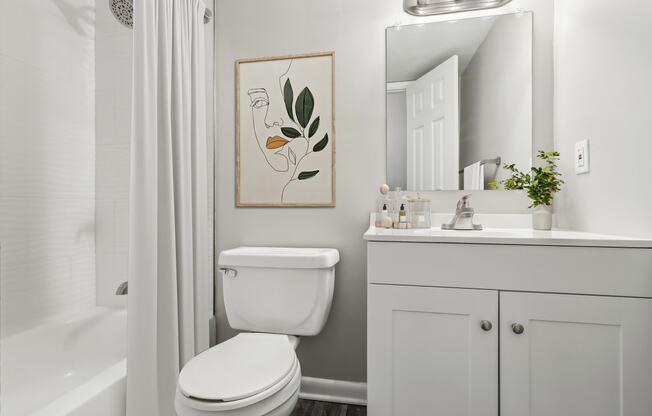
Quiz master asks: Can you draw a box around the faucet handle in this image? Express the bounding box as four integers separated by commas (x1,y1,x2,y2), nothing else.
457,194,473,210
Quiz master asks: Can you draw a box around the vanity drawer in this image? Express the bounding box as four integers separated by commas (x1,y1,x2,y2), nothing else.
367,241,652,298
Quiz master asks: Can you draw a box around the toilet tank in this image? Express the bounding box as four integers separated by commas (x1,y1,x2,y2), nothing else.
218,247,340,336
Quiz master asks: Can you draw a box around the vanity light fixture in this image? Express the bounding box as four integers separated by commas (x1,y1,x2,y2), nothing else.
404,0,513,16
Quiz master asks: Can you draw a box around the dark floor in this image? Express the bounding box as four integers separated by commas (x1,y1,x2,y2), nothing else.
291,399,367,416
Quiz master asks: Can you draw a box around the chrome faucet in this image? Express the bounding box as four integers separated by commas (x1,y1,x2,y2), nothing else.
115,281,128,295
442,194,483,230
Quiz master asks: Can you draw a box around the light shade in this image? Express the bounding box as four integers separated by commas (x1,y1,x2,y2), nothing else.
404,0,513,16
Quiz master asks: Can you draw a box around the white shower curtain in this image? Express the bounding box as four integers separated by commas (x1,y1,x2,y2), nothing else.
127,0,210,415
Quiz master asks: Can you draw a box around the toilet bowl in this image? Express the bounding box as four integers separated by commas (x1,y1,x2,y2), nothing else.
175,247,340,416
175,333,301,416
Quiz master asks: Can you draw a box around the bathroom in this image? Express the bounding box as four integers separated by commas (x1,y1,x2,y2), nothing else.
1,0,651,415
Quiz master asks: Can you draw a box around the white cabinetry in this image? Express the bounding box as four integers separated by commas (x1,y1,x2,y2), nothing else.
366,236,652,416
500,292,652,416
368,286,497,416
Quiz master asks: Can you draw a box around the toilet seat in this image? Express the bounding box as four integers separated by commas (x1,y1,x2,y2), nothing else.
175,359,300,415
176,333,299,413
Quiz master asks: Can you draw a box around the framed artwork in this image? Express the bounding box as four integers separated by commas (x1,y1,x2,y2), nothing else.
236,51,335,207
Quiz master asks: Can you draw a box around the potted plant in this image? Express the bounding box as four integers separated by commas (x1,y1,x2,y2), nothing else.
502,151,564,230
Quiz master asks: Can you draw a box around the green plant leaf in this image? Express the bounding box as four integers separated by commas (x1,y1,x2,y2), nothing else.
298,170,319,180
283,79,294,122
308,116,320,138
501,150,564,208
313,133,329,152
288,147,296,165
281,127,301,139
295,87,314,128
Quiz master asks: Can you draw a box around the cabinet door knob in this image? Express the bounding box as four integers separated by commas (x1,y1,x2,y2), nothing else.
512,323,525,335
480,320,493,331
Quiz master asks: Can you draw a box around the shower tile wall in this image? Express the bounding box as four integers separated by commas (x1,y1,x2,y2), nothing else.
0,0,96,336
95,1,132,307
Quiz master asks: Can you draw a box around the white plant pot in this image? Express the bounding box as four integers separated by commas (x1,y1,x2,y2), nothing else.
532,205,552,230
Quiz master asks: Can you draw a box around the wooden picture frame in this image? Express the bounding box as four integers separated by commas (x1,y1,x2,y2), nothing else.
236,52,336,207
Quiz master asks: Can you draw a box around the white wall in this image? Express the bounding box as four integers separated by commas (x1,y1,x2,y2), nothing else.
215,0,552,382
460,13,533,186
95,0,132,307
0,0,96,336
554,0,652,238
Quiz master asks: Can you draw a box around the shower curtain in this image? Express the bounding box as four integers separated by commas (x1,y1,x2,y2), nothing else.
127,0,210,415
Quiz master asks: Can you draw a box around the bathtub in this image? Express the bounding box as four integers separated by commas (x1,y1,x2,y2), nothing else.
1,307,127,416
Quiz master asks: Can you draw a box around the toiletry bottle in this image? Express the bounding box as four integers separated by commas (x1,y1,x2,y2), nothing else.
398,203,408,229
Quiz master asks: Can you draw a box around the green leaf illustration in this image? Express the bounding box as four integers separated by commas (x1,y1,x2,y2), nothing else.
313,133,329,152
281,127,301,139
308,116,320,138
298,170,319,180
288,147,296,165
283,79,294,122
295,87,314,128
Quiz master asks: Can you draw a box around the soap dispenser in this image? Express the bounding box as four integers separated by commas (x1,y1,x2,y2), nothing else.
397,202,410,229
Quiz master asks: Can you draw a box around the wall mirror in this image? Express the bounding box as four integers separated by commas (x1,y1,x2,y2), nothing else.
386,12,533,191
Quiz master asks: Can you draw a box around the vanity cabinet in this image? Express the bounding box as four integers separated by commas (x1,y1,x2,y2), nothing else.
365,235,652,416
500,292,652,416
368,285,498,416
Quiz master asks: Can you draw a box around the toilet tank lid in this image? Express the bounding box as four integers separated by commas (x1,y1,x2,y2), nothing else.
218,247,340,269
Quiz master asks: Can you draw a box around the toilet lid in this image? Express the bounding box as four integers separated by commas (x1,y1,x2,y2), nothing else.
178,333,296,402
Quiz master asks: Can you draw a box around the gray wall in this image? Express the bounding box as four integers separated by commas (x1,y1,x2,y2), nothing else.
214,0,552,382
554,0,652,238
460,13,533,186
386,91,408,190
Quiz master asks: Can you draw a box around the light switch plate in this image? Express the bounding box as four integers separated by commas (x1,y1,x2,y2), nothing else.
574,139,590,174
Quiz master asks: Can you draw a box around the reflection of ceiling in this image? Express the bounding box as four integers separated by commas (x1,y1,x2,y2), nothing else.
387,16,497,82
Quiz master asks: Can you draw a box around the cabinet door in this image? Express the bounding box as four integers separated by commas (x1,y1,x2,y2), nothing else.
368,285,498,416
500,292,652,416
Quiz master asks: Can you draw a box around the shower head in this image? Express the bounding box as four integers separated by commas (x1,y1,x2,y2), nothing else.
110,0,133,29
108,1,211,28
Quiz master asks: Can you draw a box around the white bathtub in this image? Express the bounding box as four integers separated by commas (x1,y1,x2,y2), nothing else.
1,307,127,416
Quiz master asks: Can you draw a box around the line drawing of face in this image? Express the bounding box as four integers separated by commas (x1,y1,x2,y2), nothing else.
248,87,288,172
247,60,308,174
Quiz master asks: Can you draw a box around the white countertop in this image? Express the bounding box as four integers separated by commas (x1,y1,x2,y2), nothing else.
364,214,652,248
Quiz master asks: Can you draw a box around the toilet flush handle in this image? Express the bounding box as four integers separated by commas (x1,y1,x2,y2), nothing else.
219,267,238,278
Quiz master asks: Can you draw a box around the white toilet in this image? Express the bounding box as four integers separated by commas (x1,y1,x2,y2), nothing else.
175,247,340,416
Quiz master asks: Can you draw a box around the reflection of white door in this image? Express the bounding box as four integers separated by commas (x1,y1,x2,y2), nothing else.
406,55,459,190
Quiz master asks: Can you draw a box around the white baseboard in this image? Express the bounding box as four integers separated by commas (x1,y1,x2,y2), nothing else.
299,376,367,406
